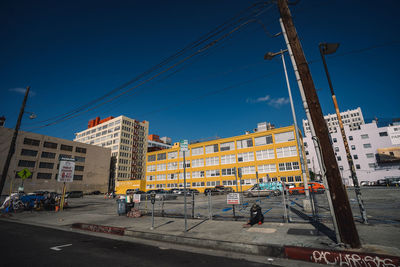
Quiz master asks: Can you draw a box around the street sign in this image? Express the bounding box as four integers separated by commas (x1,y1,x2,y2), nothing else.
17,168,32,180
58,158,75,183
133,194,141,203
180,139,188,152
227,193,240,205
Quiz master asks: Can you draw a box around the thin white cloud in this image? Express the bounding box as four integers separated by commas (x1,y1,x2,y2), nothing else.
9,87,36,96
246,94,289,108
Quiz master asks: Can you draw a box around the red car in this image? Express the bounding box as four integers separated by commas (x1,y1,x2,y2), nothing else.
288,182,325,195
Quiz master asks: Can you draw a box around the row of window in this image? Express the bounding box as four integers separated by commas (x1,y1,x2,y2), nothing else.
14,171,83,180
17,160,85,171
148,146,297,164
147,162,300,177
20,149,86,161
23,138,87,153
146,176,303,189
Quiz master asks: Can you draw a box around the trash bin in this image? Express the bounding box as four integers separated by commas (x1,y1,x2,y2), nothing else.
117,198,126,216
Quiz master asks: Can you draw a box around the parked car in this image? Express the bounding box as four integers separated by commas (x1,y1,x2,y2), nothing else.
204,186,233,195
65,191,83,198
245,184,281,197
287,182,325,195
187,189,200,195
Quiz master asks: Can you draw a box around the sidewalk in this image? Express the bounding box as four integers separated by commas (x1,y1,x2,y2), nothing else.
1,196,399,263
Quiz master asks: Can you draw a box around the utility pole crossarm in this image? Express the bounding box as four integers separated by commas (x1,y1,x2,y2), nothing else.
277,0,361,248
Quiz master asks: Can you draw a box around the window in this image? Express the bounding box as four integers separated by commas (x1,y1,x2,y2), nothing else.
18,160,35,167
337,156,342,161
192,171,205,178
37,173,52,179
333,138,337,143
23,138,40,146
238,152,254,162
157,163,166,171
276,146,297,158
241,166,255,174
351,145,356,150
73,175,83,180
168,151,178,159
255,135,273,146
60,144,73,151
349,136,353,141
167,162,178,170
356,164,361,170
353,155,358,160
205,144,219,154
257,164,276,173
220,141,234,151
179,160,191,169
191,158,204,167
147,165,156,172
361,134,369,139
75,165,84,171
157,153,166,161
295,176,302,182
379,132,388,137
191,147,203,156
256,149,274,160
274,131,295,143
278,162,299,171
366,153,374,158
41,151,55,159
206,156,219,166
334,147,339,152
148,155,156,162
287,176,294,182
167,173,177,180
156,174,166,181
20,149,38,157
221,154,236,164
363,143,372,149
206,169,220,177
75,147,87,154
75,156,85,162
221,168,235,176
59,154,72,159
339,166,344,170
368,163,376,168
237,138,253,149
39,162,54,169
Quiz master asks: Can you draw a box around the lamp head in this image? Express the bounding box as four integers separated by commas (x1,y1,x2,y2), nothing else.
320,43,340,55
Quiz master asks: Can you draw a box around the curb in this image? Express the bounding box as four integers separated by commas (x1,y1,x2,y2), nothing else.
71,222,284,257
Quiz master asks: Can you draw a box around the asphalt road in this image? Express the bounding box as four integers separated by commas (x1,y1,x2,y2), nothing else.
0,220,278,267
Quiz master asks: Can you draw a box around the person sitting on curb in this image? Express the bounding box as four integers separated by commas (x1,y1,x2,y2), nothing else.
243,203,264,228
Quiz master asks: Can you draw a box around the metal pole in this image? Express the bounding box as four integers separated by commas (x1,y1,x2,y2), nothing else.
183,151,187,231
234,167,239,192
0,86,30,196
191,193,195,219
319,43,368,224
60,182,66,211
151,201,154,230
208,192,212,220
281,182,288,223
279,17,341,245
280,51,311,200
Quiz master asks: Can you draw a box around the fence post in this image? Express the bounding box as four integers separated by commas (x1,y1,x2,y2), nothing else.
208,192,213,220
232,205,236,220
281,182,288,223
192,193,195,219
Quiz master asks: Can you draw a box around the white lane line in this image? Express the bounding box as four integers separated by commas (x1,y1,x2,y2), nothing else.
50,244,72,251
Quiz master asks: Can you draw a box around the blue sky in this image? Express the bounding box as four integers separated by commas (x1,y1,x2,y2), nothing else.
1,0,399,143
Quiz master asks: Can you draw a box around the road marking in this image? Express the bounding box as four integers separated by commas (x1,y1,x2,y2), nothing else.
50,244,72,251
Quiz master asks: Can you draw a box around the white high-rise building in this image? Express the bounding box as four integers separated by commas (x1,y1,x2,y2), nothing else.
74,115,148,181
303,107,364,134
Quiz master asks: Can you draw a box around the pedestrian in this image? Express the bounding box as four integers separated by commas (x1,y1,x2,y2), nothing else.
243,203,264,227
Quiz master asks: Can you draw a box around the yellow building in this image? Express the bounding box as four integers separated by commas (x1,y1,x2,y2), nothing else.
116,125,307,194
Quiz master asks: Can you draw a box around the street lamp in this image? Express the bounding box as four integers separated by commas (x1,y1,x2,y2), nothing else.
264,49,312,208
319,42,368,224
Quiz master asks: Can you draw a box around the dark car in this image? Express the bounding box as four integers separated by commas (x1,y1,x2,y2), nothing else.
65,191,83,198
188,189,200,195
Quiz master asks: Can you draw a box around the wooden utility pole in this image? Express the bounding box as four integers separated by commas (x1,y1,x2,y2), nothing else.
277,0,361,248
0,86,30,196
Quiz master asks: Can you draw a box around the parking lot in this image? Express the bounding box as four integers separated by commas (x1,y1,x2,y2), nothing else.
66,187,400,226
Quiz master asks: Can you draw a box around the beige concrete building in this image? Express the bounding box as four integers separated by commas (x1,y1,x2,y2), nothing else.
0,127,111,195
73,115,149,183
